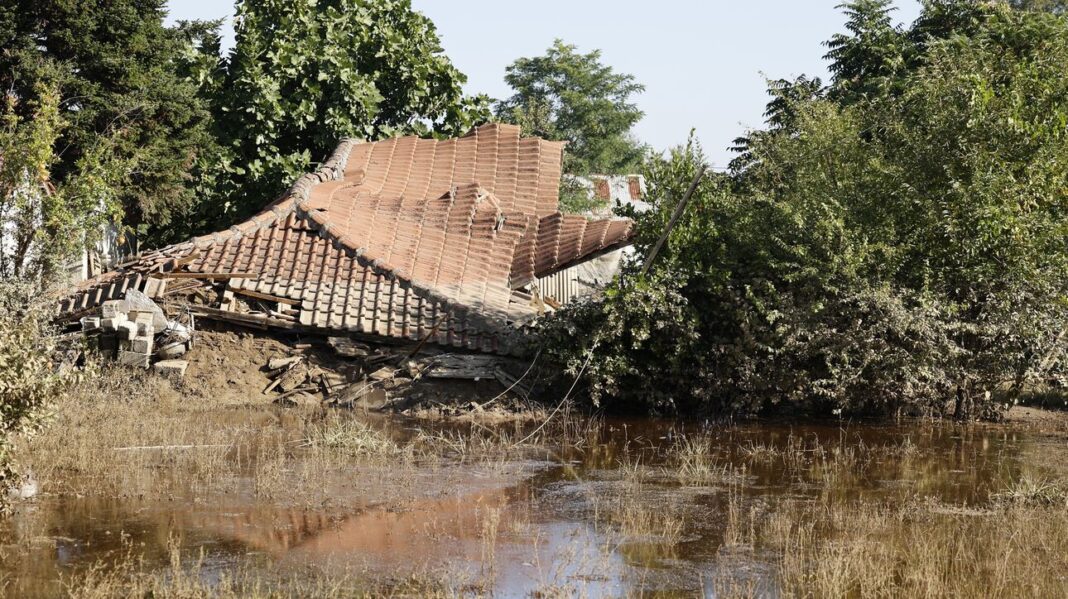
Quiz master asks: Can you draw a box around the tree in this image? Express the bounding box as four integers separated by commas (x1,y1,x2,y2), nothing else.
495,40,648,176
1011,0,1068,13
189,0,490,224
0,0,217,242
824,0,906,103
0,78,128,284
547,3,1068,419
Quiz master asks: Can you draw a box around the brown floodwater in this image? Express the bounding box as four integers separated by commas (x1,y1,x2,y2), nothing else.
3,415,1068,597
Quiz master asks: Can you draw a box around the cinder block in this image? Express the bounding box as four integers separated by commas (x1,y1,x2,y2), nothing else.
99,334,118,351
130,338,153,354
101,314,127,331
117,351,150,369
136,322,153,338
116,321,139,340
128,310,154,325
153,360,188,379
101,300,128,319
80,317,101,331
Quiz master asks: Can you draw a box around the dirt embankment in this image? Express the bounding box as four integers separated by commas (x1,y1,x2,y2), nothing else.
171,327,546,421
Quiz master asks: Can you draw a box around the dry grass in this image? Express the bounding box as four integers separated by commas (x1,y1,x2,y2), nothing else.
62,536,478,599
13,367,432,505
668,434,749,487
718,484,1068,598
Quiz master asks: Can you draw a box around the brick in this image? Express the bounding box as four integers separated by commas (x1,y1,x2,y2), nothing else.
128,310,155,325
117,351,150,368
152,360,188,379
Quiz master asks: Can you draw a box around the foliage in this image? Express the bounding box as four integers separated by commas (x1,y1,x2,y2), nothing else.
546,2,1068,419
1011,0,1068,13
0,79,127,283
495,40,648,179
0,282,70,510
185,0,490,228
0,0,217,242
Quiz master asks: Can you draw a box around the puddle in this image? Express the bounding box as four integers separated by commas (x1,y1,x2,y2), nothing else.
3,416,1068,597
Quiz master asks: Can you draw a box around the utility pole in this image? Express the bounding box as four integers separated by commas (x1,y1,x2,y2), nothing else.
640,165,707,277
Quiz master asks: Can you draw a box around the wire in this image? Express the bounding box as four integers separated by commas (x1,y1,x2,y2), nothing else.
512,347,595,447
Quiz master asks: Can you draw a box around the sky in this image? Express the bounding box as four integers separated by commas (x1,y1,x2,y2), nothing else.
165,0,923,169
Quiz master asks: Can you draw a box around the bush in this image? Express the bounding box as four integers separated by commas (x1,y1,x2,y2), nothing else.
543,5,1068,419
0,283,69,508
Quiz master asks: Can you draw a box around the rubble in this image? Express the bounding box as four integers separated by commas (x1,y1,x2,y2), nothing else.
79,291,194,377
153,360,189,379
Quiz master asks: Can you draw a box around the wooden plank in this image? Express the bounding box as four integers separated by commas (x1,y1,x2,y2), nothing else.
162,272,259,280
425,354,506,380
173,251,202,270
228,286,302,306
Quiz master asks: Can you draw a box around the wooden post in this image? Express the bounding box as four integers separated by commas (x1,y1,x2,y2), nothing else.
640,165,707,277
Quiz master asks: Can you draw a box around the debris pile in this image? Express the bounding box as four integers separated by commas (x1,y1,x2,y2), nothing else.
258,338,537,415
80,290,194,377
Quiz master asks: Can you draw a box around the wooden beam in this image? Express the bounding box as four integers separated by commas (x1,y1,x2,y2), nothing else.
162,272,259,280
228,286,302,306
640,166,707,277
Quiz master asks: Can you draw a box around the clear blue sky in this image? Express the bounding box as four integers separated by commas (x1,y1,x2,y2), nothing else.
165,0,923,168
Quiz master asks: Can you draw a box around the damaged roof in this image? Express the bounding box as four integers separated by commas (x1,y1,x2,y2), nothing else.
59,124,634,354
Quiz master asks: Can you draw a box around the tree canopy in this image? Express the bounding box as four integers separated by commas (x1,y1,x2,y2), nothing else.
188,0,491,227
0,0,216,237
546,1,1068,419
495,40,647,177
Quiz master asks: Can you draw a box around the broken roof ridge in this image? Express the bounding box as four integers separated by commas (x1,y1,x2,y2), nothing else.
294,181,529,317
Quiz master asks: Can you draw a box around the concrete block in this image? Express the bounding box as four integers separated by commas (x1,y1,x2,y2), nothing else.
130,338,153,354
116,321,139,340
128,310,154,325
153,360,188,379
80,317,101,331
99,334,118,351
101,314,127,331
117,351,150,369
101,300,128,319
136,322,153,338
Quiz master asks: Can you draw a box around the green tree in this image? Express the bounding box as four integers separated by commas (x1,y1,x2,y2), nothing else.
824,0,906,103
0,79,128,284
547,2,1068,420
495,40,648,176
190,0,490,224
0,0,217,242
1010,0,1068,13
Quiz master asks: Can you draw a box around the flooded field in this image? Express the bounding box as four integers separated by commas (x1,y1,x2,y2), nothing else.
3,375,1068,597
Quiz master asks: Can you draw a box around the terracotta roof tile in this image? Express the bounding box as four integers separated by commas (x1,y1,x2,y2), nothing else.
59,124,633,354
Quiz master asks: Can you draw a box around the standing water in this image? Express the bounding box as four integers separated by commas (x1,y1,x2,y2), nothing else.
3,412,1068,597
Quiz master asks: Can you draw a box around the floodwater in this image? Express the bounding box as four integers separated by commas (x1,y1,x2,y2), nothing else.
3,415,1068,597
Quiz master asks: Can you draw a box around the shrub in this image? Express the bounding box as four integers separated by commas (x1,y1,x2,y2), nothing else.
0,283,69,508
543,5,1068,419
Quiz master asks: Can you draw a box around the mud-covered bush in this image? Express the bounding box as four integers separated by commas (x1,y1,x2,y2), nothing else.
544,5,1068,419
0,283,68,507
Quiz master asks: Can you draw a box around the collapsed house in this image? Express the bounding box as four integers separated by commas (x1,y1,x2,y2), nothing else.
57,124,635,357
